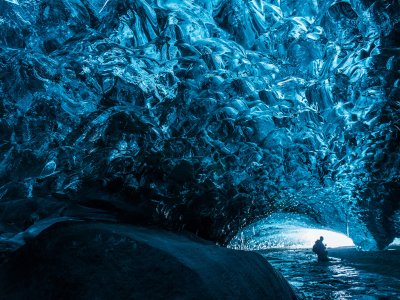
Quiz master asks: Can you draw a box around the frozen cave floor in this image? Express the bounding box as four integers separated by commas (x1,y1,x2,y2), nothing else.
259,247,400,299
0,221,297,300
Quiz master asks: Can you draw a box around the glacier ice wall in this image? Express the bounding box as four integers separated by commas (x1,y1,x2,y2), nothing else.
0,0,399,249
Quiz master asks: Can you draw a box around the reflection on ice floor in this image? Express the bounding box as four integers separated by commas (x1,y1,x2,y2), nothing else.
259,247,400,299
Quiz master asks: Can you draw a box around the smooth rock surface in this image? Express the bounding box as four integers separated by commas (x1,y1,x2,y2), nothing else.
0,221,297,300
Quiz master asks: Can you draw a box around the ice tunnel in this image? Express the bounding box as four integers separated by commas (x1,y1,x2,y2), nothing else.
0,0,399,256
229,213,356,250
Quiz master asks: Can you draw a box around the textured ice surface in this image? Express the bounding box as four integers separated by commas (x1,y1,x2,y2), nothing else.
0,0,399,249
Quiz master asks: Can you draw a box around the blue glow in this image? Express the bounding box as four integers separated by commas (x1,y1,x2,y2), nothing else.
389,238,400,247
230,226,355,250
0,0,398,251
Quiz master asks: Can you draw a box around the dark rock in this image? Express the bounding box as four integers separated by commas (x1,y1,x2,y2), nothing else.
0,222,297,300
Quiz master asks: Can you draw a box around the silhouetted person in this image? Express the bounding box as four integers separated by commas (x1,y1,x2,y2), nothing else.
312,236,328,262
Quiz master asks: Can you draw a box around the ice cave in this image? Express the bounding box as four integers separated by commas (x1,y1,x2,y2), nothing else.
0,0,399,298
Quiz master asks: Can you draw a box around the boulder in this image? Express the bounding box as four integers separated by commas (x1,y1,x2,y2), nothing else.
0,221,297,300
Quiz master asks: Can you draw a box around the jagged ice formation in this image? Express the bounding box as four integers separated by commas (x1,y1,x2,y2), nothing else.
0,0,399,250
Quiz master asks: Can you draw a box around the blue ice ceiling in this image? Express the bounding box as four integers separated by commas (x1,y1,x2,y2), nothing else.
0,0,399,250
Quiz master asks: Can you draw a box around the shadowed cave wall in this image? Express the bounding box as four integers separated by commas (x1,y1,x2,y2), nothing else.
0,0,399,250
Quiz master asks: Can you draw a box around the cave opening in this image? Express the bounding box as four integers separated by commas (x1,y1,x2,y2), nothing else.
229,213,355,250
230,225,355,250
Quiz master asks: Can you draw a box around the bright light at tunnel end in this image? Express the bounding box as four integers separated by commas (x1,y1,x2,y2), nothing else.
230,227,356,250
294,228,355,249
